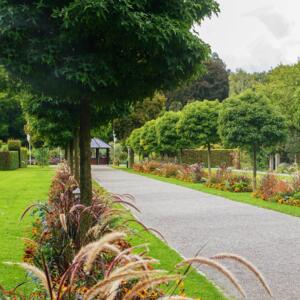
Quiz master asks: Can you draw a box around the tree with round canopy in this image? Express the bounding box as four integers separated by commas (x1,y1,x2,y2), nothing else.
156,111,182,158
177,100,221,178
218,90,287,190
140,120,159,158
127,127,144,160
0,0,219,205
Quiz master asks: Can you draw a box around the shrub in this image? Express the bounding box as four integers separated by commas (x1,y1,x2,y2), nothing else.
0,151,10,170
255,173,292,200
9,151,19,169
0,151,19,170
34,147,49,166
20,147,28,168
142,161,162,173
206,165,251,192
190,163,206,183
160,163,179,178
0,140,2,148
292,173,300,192
7,139,21,151
133,162,144,172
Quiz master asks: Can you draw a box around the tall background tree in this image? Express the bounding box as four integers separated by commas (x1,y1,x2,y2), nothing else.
229,69,266,96
166,53,229,110
218,90,287,190
113,93,166,142
0,66,25,142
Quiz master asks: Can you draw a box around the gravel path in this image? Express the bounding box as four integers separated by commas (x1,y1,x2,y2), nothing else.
92,166,300,300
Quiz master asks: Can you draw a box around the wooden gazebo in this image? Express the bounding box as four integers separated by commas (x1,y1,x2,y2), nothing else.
90,138,111,165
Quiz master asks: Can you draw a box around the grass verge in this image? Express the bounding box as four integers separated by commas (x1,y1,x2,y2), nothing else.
93,180,227,300
0,166,54,291
116,166,300,218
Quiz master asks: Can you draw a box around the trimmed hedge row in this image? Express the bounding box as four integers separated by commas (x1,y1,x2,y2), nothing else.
20,147,28,168
0,151,19,170
181,149,240,168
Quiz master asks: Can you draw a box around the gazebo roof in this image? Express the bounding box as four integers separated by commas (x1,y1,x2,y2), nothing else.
91,138,111,149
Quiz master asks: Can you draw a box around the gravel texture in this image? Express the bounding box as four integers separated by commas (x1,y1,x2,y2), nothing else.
92,166,300,300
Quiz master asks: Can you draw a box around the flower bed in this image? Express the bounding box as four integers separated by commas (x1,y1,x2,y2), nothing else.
254,173,300,207
206,165,252,193
133,161,251,192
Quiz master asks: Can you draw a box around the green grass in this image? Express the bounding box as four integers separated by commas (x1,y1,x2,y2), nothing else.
94,181,227,300
0,166,54,291
116,167,300,218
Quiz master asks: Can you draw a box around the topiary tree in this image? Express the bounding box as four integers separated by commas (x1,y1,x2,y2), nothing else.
127,128,144,161
177,100,221,177
218,90,287,190
140,120,159,158
156,111,182,158
0,0,219,205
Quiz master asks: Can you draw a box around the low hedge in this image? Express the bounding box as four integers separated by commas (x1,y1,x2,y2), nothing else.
181,149,240,168
0,151,19,170
20,147,28,168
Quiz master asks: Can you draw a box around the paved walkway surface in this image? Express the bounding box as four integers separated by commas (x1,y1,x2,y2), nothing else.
92,166,300,300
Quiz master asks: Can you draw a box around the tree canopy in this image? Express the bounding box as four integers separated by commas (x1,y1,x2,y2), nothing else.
0,0,219,205
166,53,229,110
156,111,182,156
140,120,158,157
177,100,221,175
113,93,166,141
0,66,25,142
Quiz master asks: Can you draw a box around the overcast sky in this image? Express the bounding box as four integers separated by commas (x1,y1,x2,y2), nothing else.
196,0,300,72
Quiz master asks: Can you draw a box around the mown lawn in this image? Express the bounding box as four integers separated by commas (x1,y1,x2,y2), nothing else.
117,167,300,218
0,166,54,291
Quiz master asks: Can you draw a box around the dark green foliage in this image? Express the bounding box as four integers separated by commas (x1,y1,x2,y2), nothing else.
156,111,182,156
0,151,10,170
166,53,229,110
0,66,26,142
7,139,21,151
9,151,19,170
20,147,28,168
0,0,219,105
0,151,19,170
182,149,238,167
114,93,166,141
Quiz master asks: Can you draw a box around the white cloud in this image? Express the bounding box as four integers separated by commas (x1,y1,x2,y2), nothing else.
195,0,300,72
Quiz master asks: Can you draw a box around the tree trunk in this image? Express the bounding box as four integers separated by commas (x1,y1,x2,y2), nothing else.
207,143,212,181
128,147,134,168
79,97,92,206
64,146,68,162
69,139,74,175
74,128,80,182
252,146,257,191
